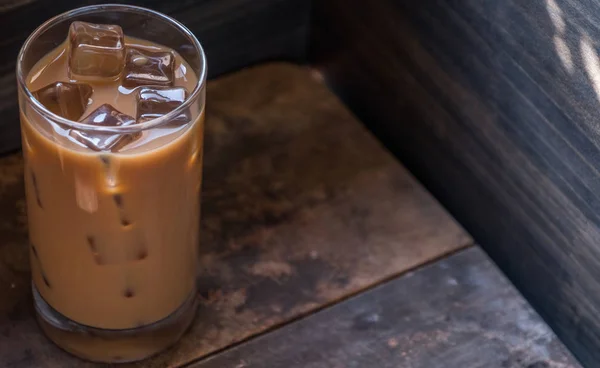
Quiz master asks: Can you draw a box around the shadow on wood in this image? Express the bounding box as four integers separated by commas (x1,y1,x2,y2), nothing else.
311,0,600,366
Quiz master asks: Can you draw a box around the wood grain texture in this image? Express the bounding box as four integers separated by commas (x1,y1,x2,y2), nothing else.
311,0,600,365
0,63,470,367
193,248,580,368
0,0,310,154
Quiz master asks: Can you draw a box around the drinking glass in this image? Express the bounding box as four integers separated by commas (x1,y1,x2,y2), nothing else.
16,4,206,363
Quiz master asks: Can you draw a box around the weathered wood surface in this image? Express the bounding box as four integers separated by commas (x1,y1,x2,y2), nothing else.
0,0,310,154
0,63,471,367
193,248,580,368
311,0,600,365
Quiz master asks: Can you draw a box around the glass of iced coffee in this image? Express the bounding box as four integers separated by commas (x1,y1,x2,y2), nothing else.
16,4,206,363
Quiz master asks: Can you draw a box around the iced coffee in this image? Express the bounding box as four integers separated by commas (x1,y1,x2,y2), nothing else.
17,5,206,363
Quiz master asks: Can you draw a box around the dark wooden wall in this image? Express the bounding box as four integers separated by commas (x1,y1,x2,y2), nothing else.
311,0,600,366
0,0,310,154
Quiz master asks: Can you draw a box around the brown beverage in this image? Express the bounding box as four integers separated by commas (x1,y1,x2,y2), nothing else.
17,7,206,363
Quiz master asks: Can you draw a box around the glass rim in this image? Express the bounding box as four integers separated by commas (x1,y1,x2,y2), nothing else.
16,4,207,133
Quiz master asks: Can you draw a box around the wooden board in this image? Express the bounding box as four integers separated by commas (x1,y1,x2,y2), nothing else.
193,247,580,368
0,63,471,367
0,0,311,154
311,0,600,365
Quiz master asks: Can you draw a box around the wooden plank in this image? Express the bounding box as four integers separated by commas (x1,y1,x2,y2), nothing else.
0,63,471,367
0,0,310,154
311,0,600,365
192,248,580,368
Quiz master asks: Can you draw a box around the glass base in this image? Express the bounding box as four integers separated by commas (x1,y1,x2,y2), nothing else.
33,284,197,363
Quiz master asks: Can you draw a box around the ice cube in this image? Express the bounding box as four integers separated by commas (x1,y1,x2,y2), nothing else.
123,47,175,88
136,86,189,124
32,82,93,120
68,21,125,81
69,104,139,152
